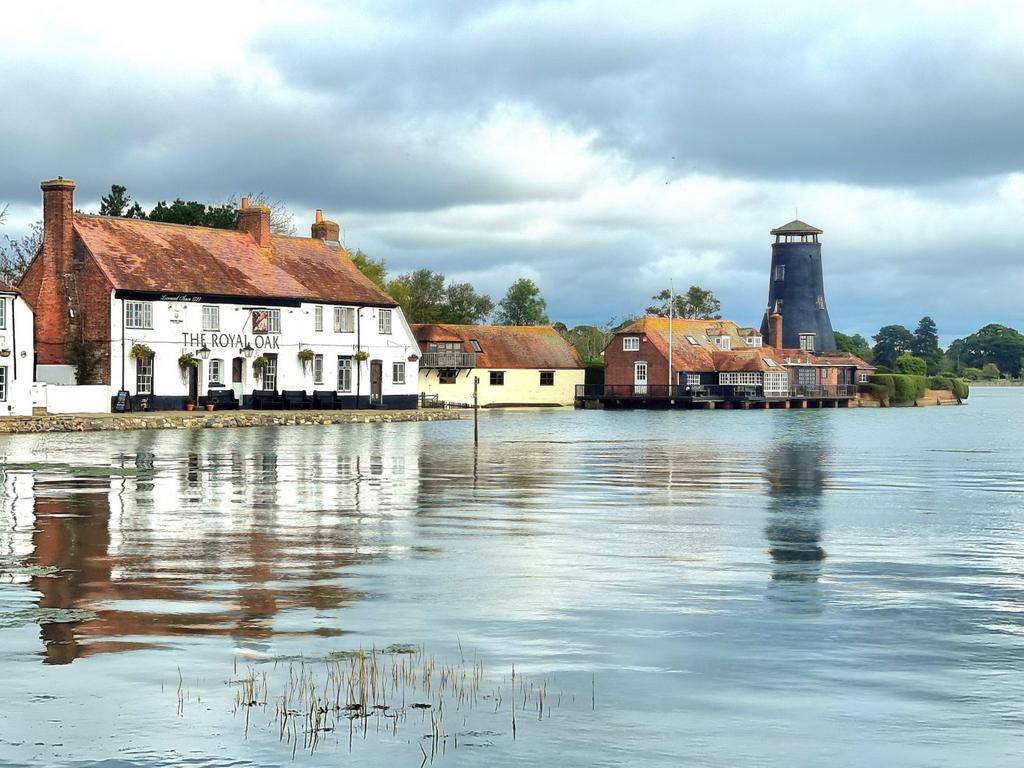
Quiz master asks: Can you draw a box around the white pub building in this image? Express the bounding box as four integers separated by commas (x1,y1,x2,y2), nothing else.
20,179,420,410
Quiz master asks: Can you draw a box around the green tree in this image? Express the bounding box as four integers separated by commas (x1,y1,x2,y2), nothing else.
646,285,721,319
387,269,447,323
981,362,1002,380
99,184,146,219
950,324,1024,377
351,250,388,290
911,316,942,373
495,278,549,325
443,281,493,324
0,220,42,285
148,198,238,229
834,331,873,362
896,354,927,376
558,323,614,365
872,324,915,370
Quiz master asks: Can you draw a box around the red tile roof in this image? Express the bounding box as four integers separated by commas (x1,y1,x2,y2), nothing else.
0,281,19,294
72,214,397,306
412,324,583,369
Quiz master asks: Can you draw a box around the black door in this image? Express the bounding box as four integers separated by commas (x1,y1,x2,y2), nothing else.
188,365,199,403
370,360,383,405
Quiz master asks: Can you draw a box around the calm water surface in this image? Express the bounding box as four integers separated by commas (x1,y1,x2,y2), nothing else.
1,390,1023,766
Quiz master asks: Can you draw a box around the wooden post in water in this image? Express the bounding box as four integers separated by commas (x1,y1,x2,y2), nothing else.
473,375,479,446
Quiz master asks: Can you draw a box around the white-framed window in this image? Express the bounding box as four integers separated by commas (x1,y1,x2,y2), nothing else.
334,306,355,333
125,300,153,329
623,336,640,351
252,308,281,334
0,299,6,330
686,374,701,386
208,359,223,385
136,354,153,394
392,362,405,384
261,355,278,390
0,366,6,400
379,309,392,335
763,358,778,368
816,295,825,310
470,339,483,353
337,357,353,392
764,371,789,395
799,333,816,352
715,335,731,351
313,354,324,385
314,305,323,332
775,264,785,281
797,368,817,387
859,372,870,383
202,305,219,331
685,335,699,345
719,372,762,386
745,336,762,347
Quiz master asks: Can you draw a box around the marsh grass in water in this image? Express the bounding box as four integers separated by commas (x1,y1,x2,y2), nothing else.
180,645,580,763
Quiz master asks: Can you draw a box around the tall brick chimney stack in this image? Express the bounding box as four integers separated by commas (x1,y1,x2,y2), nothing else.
36,177,77,364
238,197,271,246
311,209,340,242
768,311,784,349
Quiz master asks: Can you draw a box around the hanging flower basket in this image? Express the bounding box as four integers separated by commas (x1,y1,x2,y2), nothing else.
252,355,270,374
297,348,315,372
353,350,370,362
130,343,153,360
178,353,199,370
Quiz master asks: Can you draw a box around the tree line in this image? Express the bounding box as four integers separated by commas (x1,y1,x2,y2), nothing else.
836,317,1024,380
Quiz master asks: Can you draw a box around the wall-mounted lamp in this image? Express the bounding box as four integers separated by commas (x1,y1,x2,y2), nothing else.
198,344,211,360
241,343,255,359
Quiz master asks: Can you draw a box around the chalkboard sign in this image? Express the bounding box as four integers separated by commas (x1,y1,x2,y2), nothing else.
114,390,132,413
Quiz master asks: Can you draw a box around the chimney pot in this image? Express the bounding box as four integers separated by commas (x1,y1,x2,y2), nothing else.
241,196,250,209
315,209,324,224
311,212,340,242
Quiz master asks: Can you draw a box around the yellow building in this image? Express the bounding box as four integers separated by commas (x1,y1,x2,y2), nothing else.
412,324,584,407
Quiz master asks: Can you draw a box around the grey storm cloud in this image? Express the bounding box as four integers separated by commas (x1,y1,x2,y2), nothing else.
1,0,1023,340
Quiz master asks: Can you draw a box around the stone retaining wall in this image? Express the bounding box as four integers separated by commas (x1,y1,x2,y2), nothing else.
0,409,462,434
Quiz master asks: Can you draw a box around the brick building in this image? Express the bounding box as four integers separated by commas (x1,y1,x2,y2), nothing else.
19,178,420,410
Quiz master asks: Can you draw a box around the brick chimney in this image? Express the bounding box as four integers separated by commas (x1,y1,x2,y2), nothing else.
768,311,784,349
311,209,340,242
238,196,271,246
33,178,78,364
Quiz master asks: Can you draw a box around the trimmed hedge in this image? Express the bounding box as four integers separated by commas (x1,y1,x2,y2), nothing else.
928,375,970,400
858,382,891,405
870,374,927,404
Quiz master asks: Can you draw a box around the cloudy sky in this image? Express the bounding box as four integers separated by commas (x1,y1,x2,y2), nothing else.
2,1,1022,341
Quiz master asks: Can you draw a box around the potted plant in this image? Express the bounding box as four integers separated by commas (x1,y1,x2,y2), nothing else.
178,352,199,372
185,397,195,412
130,343,153,360
252,355,269,383
298,348,315,372
205,401,215,412
353,350,370,362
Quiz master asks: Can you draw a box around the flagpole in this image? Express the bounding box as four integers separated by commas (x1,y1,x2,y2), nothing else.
668,279,674,391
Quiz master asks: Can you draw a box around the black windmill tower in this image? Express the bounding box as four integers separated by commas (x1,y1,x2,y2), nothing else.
760,219,836,352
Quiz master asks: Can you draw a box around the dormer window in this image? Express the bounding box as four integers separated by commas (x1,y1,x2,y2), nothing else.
799,333,816,352
715,335,731,351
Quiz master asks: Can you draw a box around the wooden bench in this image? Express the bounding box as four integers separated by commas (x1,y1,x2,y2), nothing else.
205,388,240,410
281,390,311,410
251,389,281,410
312,390,339,410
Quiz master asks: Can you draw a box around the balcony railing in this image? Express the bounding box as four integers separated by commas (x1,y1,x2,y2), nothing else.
575,383,856,401
420,351,477,368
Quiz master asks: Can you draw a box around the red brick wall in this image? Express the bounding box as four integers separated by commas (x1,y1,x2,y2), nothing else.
604,333,670,386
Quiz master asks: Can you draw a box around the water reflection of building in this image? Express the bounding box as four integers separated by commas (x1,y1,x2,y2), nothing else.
763,435,827,607
9,424,422,663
